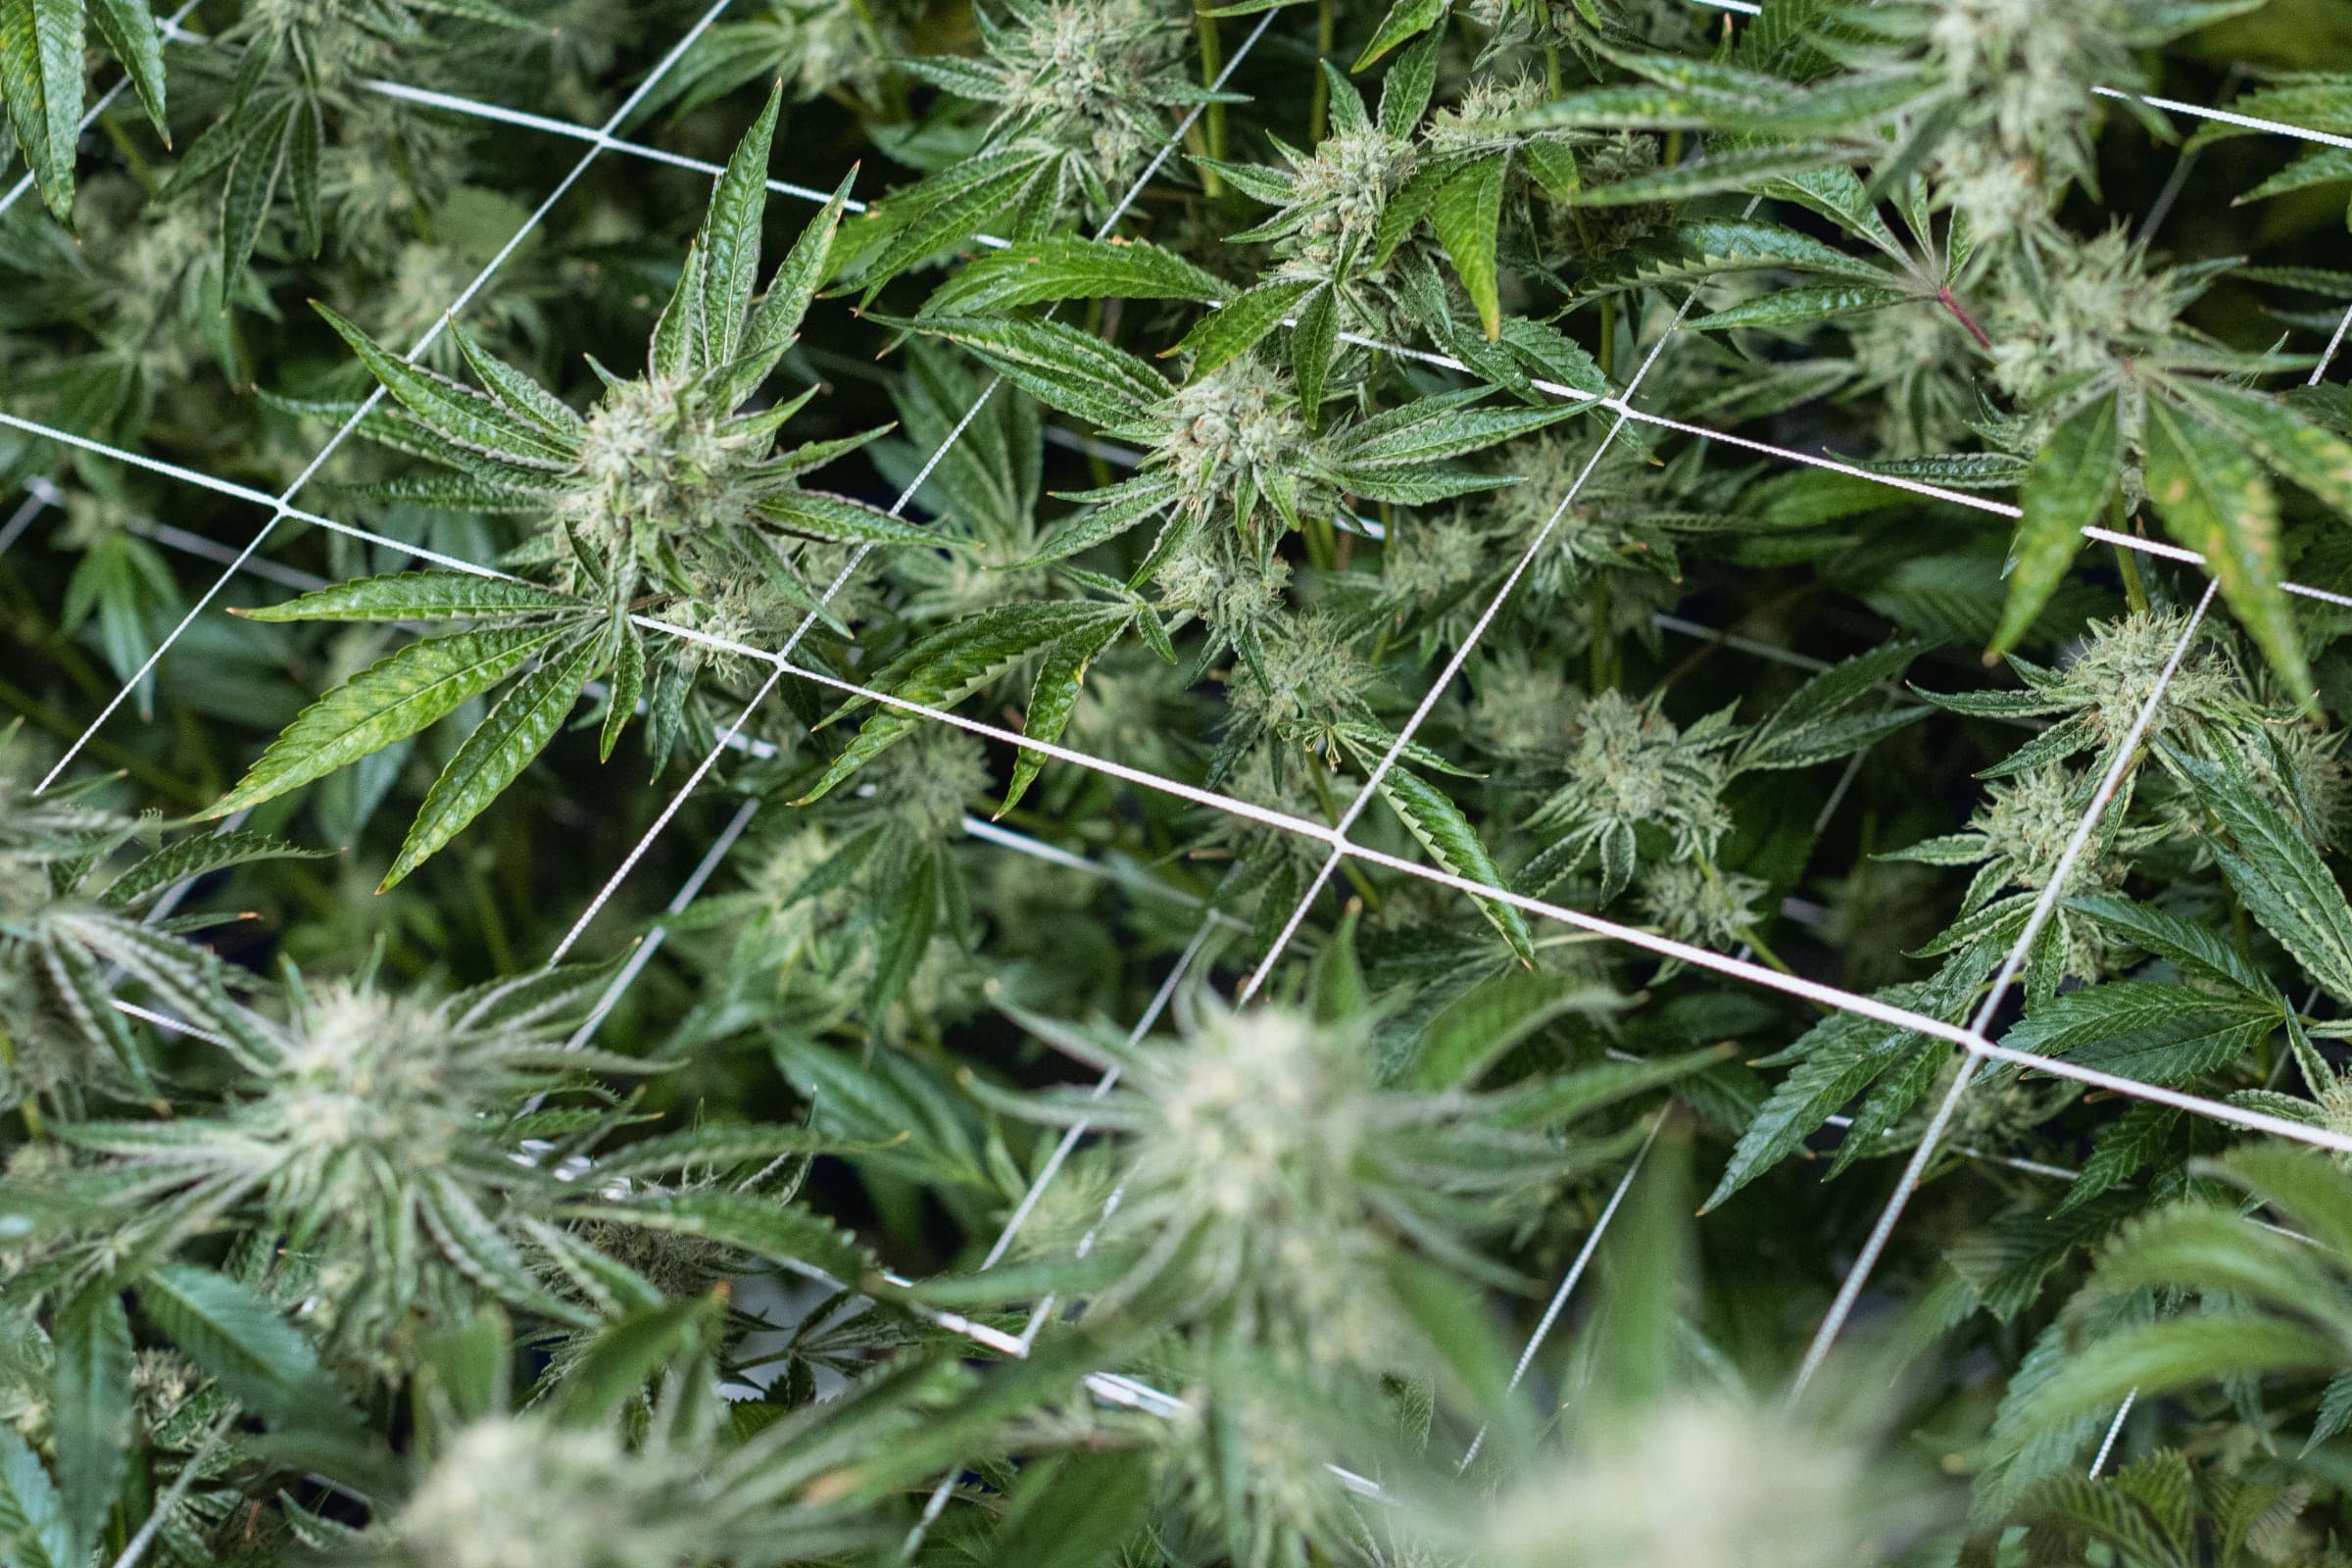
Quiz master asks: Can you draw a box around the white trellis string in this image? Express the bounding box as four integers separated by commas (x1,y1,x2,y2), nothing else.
544,6,1283,966
108,1408,236,1568
2093,87,2352,156
29,385,2352,1172
559,797,761,1047
2023,92,2201,1447
27,0,745,798
0,486,51,558
610,597,2352,1155
1457,1117,1664,1471
985,918,1225,1275
0,416,532,582
1791,579,2220,1396
2089,1390,2137,1478
2313,302,2352,389
1821,1112,2080,1183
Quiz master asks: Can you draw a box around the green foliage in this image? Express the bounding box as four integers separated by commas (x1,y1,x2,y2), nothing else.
0,0,167,220
15,0,2352,1561
210,92,919,885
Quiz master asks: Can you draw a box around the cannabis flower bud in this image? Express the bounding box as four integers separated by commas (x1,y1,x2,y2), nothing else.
1524,692,1737,898
1638,862,1769,956
1279,120,1417,270
1475,1397,1890,1568
1152,529,1293,639
1225,612,1374,750
1921,0,2143,242
43,967,630,1364
1008,994,1553,1368
1156,356,1313,539
2050,610,2241,752
374,1417,701,1568
1467,655,1582,761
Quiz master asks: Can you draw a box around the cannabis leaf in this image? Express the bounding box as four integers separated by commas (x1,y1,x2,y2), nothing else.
215,91,935,883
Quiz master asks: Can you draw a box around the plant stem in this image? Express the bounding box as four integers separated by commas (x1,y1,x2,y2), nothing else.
1305,511,1337,572
1588,574,1615,690
2112,492,2150,614
1197,0,1227,194
1935,285,1993,350
844,0,908,122
1310,0,1335,145
2115,540,2151,615
97,112,158,195
1736,922,1796,976
466,851,516,975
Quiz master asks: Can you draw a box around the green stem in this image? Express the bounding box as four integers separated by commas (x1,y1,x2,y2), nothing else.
1197,0,1227,194
1305,512,1337,572
1598,296,1617,382
96,113,158,195
2115,542,2151,615
1692,853,1798,979
465,852,516,976
1310,0,1335,145
1587,573,1614,691
2112,493,2150,614
1736,922,1797,977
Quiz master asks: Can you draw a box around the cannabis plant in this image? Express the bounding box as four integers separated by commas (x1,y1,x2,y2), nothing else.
19,0,2352,1562
209,91,928,886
